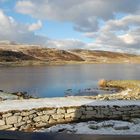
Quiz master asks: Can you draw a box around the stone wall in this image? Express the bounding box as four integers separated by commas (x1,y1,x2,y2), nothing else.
0,105,140,131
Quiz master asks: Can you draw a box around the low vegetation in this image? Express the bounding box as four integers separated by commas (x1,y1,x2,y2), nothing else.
86,80,140,100
0,44,140,66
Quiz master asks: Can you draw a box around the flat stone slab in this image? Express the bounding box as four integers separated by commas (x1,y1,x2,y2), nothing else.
0,97,140,112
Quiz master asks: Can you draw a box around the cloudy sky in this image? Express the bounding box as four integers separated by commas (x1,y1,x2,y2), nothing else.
0,0,140,53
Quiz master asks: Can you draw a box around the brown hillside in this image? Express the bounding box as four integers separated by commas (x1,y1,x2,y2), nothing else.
0,50,37,62
22,48,84,61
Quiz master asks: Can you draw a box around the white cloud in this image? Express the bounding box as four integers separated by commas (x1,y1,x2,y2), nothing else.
83,14,140,54
46,39,86,49
0,9,47,44
15,0,140,32
28,20,42,31
119,34,135,44
0,1,140,54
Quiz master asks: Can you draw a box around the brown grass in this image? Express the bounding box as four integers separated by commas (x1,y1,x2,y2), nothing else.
98,79,107,87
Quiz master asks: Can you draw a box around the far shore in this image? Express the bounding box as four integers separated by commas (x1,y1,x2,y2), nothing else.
0,60,140,67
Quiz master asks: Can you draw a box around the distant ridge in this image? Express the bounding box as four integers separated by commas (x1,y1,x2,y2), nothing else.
0,43,140,66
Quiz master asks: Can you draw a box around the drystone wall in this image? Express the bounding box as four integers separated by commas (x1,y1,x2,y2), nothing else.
0,105,140,131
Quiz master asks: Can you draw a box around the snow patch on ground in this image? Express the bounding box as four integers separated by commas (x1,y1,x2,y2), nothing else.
119,89,132,95
0,97,140,112
40,120,140,135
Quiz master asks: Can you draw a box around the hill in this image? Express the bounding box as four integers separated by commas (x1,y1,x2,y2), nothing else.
0,44,140,66
71,49,140,63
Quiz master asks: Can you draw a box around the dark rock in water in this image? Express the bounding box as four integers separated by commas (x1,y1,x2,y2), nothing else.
114,125,130,130
0,90,3,92
11,91,34,99
88,124,99,130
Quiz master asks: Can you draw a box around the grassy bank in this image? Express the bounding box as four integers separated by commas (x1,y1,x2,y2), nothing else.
86,80,140,100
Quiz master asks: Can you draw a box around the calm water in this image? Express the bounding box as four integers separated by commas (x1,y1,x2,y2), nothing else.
0,64,140,97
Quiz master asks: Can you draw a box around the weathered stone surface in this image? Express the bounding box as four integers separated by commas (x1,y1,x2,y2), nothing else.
26,120,31,124
131,113,140,117
6,116,18,125
7,127,17,131
0,125,13,130
2,113,12,118
84,110,96,115
57,118,65,123
86,114,96,119
37,112,43,116
20,124,31,130
74,112,82,118
52,114,64,120
14,122,26,128
78,107,85,112
29,115,34,119
112,111,122,115
0,120,5,126
48,118,57,124
17,116,22,123
86,107,93,111
57,108,65,114
43,109,56,115
80,115,86,120
14,113,21,116
35,122,47,128
33,116,41,122
21,112,30,116
117,107,132,111
0,100,140,131
22,116,29,121
29,110,36,114
41,115,50,122
67,108,77,113
65,117,73,122
65,113,75,118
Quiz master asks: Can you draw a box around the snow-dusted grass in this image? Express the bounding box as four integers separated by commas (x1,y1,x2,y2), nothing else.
40,120,140,135
0,91,18,100
0,97,140,112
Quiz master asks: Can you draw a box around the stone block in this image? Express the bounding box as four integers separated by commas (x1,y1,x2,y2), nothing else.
65,113,75,118
6,116,18,125
22,116,29,121
33,116,41,122
86,107,93,111
67,108,77,113
17,116,22,123
0,125,13,130
37,112,43,116
35,122,47,128
2,113,12,118
57,108,65,114
14,122,26,128
52,114,64,120
41,115,50,122
43,109,56,115
21,112,30,116
48,118,56,124
0,120,5,126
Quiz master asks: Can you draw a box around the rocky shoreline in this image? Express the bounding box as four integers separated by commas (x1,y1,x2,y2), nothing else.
85,80,140,100
0,90,35,101
0,80,140,133
1,80,140,101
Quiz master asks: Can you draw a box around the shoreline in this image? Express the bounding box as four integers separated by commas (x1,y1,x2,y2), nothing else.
0,60,140,67
0,80,140,132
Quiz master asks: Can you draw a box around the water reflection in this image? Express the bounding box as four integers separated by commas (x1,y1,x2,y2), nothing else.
0,64,139,97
